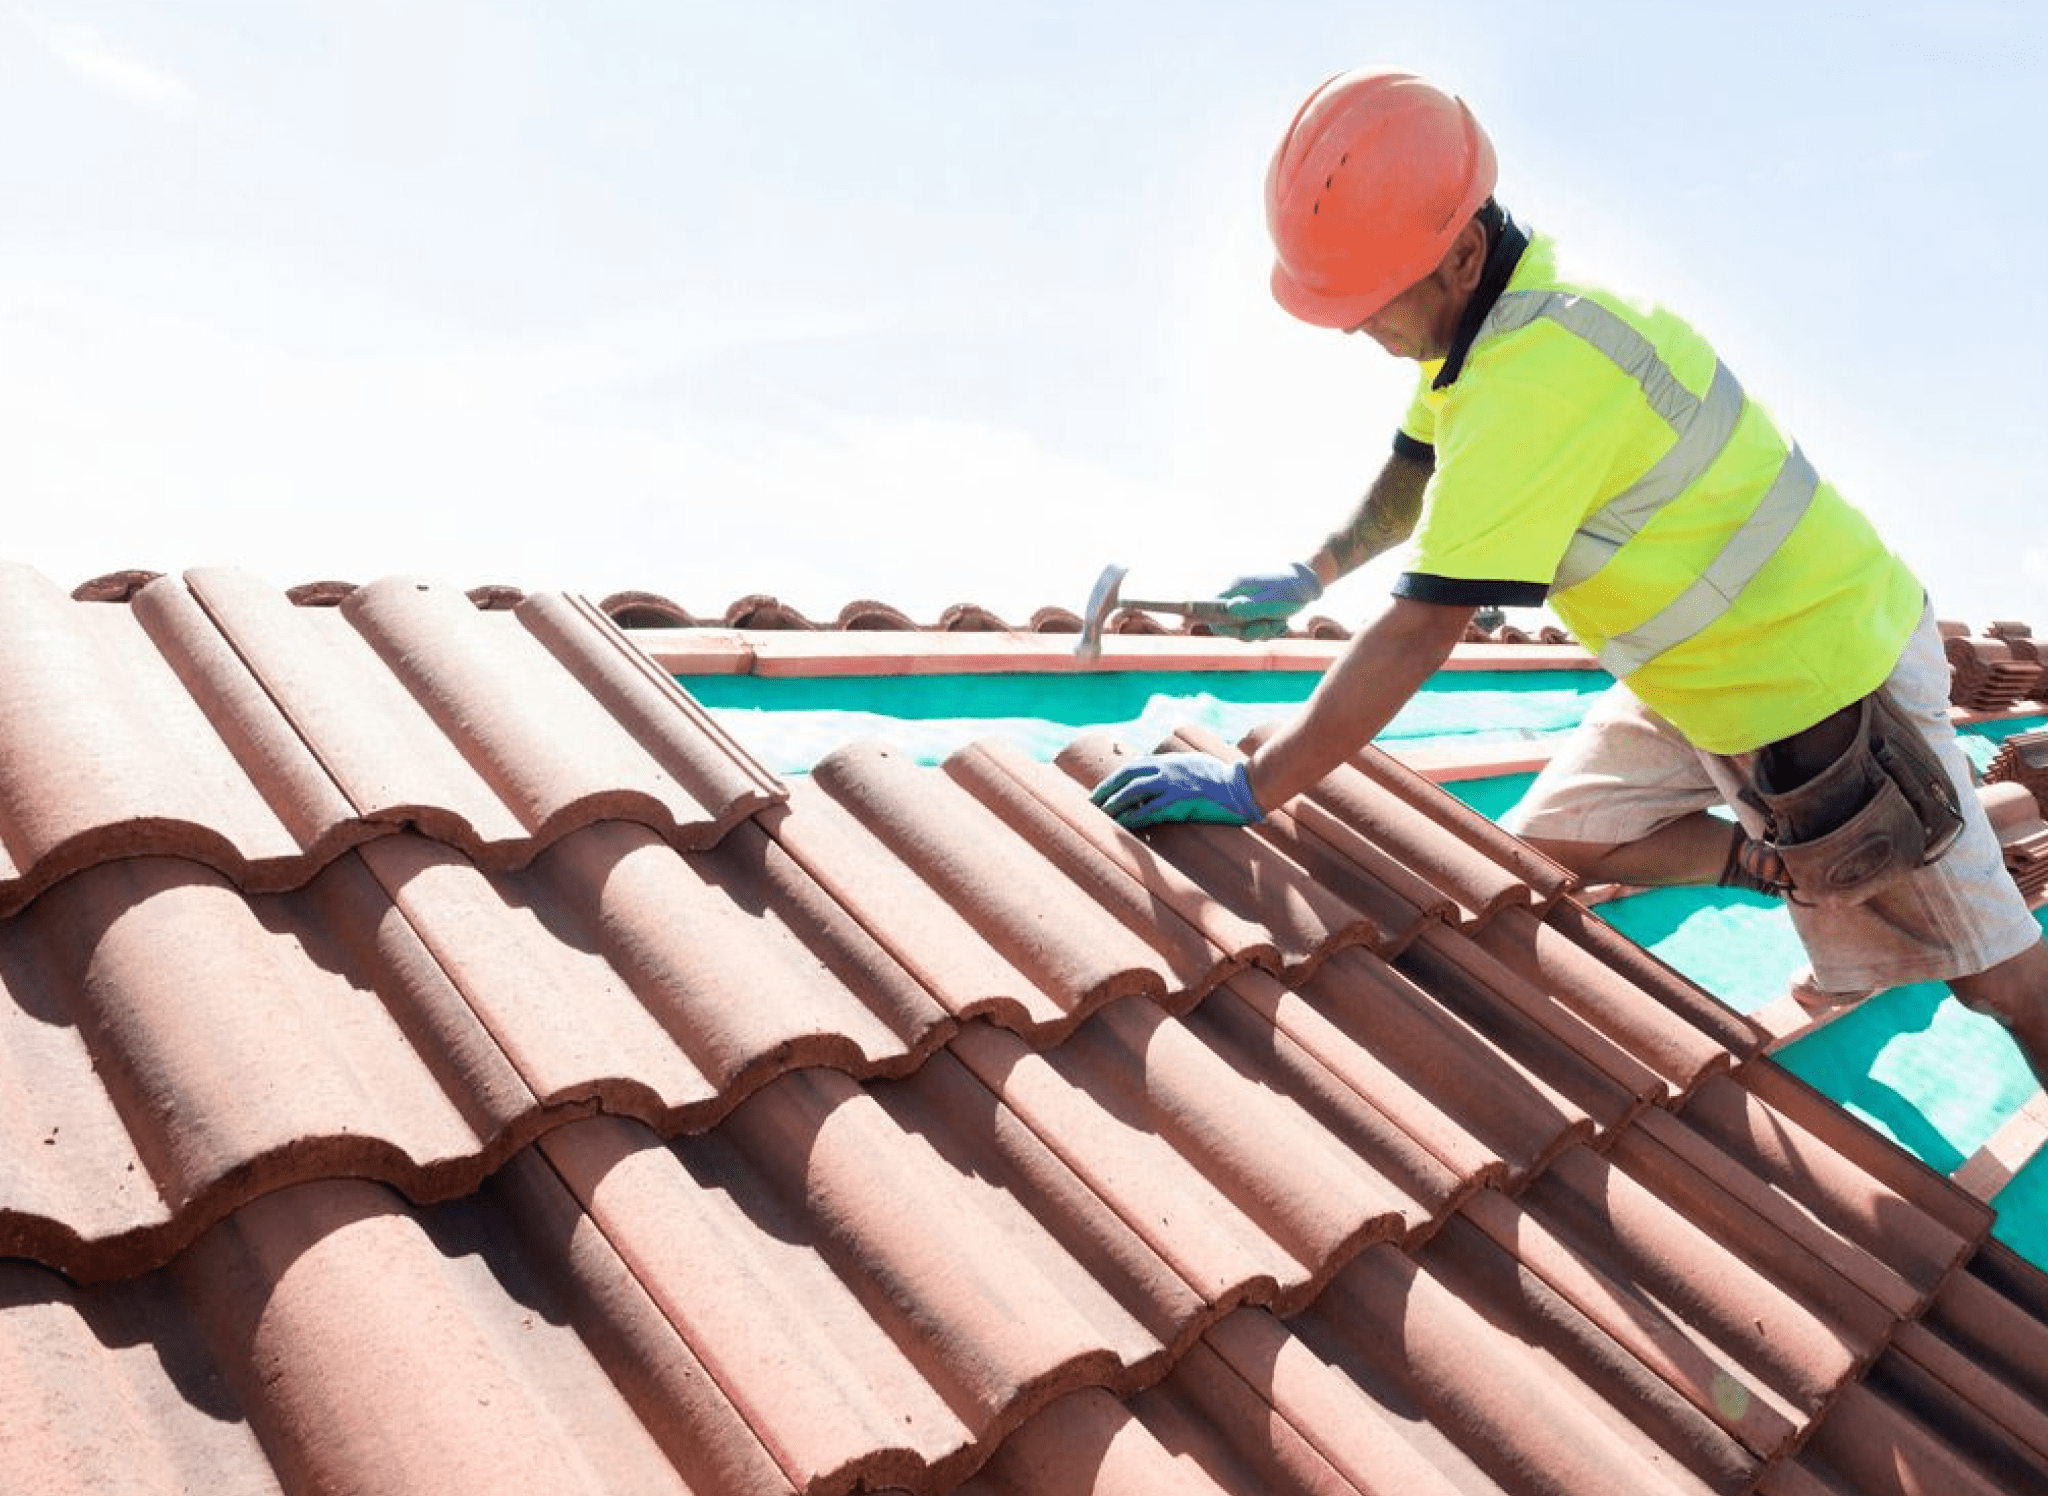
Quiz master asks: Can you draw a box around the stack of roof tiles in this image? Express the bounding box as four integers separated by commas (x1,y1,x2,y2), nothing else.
1984,782,2048,906
1987,730,2048,903
1990,729,2048,812
1943,620,2046,714
1989,622,2048,695
7,562,2048,1496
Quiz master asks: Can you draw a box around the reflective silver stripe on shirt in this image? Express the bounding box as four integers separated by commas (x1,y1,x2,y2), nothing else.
1553,359,1745,589
1474,287,1813,676
1596,444,1820,677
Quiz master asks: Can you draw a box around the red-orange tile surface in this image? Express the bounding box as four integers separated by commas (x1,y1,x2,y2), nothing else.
6,566,2047,1494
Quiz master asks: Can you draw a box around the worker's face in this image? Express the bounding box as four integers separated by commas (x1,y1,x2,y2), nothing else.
1347,275,1463,362
1346,216,1490,362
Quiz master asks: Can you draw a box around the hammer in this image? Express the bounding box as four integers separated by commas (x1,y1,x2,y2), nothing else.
1073,563,1234,666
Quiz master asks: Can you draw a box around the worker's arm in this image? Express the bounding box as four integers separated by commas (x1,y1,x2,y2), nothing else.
1243,593,1471,811
1307,444,1433,587
1091,593,1472,829
1217,446,1434,636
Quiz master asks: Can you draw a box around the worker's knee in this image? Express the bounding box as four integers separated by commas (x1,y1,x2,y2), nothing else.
1952,939,2048,1014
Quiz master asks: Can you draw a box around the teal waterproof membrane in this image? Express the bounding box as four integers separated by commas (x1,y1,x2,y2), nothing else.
682,662,2048,1269
678,668,1611,778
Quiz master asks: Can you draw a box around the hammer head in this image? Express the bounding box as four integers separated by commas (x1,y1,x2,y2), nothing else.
1073,562,1127,667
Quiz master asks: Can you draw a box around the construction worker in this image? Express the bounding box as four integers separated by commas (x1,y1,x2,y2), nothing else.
1092,66,2048,1078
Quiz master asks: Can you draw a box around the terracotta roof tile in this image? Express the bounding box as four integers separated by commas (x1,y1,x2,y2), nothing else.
3,567,2045,1493
1284,949,1595,1186
1988,730,2048,810
838,598,922,631
1057,736,1432,970
1946,632,2045,713
1240,728,1576,926
0,566,783,916
1984,778,2048,903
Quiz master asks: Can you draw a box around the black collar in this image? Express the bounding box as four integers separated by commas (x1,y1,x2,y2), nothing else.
1432,211,1529,391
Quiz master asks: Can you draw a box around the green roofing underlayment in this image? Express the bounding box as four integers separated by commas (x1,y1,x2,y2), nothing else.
685,666,2048,1267
680,668,1607,777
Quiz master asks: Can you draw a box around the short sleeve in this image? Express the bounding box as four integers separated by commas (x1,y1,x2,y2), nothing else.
1398,364,1440,449
1399,329,1635,602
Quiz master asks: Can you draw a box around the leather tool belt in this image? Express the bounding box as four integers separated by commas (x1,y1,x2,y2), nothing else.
1743,690,1966,906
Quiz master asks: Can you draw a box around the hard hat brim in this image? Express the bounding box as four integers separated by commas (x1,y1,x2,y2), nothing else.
1269,259,1405,331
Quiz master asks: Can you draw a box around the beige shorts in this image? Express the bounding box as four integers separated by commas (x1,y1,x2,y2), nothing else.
1500,605,2042,997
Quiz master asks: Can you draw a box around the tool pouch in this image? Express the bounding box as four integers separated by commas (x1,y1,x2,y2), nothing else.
1745,691,1966,906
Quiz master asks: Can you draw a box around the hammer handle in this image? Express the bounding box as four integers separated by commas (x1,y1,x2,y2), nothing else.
1119,597,1235,621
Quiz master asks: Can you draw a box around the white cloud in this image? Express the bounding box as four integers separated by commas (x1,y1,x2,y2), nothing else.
41,23,194,110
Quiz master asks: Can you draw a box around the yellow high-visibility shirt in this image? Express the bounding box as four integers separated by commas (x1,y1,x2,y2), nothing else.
1397,228,1922,755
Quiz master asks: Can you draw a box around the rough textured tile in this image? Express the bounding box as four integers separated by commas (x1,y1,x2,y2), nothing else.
0,1259,279,1496
0,568,785,914
1461,1184,1804,1465
1682,1069,1989,1293
785,747,1214,1033
1515,1143,1859,1414
948,1008,1410,1321
1238,723,1569,926
1424,1209,1763,1491
951,1385,1245,1496
1054,733,1429,966
1536,897,1771,1063
1292,946,1596,1184
1396,922,1657,1138
5,560,2047,1495
1790,1381,2013,1496
1475,903,1751,1098
959,736,1316,973
188,568,784,856
0,913,166,1262
1920,1241,2048,1412
1292,1241,1733,1496
1320,736,1577,917
1880,1319,2048,1482
546,1106,1060,1493
182,1177,706,1496
364,818,948,1121
1199,1314,1473,1495
1056,733,1458,954
0,851,527,1280
1179,976,1465,1225
1619,1106,1929,1322
873,1048,1206,1374
0,564,361,911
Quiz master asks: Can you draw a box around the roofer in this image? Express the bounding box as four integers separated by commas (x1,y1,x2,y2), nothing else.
1091,66,2048,1078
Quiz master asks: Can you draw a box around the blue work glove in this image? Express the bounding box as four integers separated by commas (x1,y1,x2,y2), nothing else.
1215,562,1323,640
1090,753,1265,829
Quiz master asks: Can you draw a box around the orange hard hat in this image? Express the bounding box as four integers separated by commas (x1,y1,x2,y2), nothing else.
1265,68,1498,329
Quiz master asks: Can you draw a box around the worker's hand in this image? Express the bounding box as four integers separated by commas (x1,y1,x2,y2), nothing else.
1090,752,1265,829
1215,563,1323,640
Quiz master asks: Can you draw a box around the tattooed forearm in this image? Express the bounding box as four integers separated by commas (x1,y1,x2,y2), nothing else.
1324,495,1413,570
1319,451,1431,577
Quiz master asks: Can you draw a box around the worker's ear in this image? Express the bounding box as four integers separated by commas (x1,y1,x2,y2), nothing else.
1444,216,1490,294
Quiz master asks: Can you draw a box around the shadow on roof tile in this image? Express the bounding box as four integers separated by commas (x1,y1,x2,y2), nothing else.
6,562,2048,1494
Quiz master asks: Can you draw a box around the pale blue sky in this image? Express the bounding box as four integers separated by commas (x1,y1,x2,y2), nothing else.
5,2,2043,627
